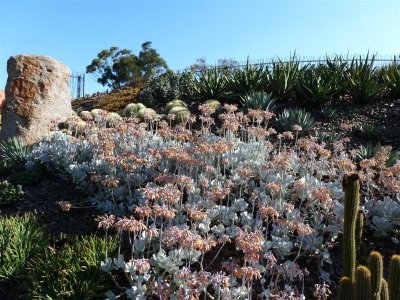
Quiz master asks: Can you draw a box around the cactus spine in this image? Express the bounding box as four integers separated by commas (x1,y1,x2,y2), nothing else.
338,276,353,300
354,266,372,300
369,251,383,300
389,255,400,300
380,279,389,300
342,173,361,280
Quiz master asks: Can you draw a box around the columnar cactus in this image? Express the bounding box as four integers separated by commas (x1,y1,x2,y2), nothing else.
342,173,361,280
389,254,400,300
369,251,383,300
380,279,389,300
338,276,353,300
354,266,372,300
355,210,364,255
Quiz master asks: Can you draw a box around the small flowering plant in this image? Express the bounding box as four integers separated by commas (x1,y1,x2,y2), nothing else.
27,105,400,299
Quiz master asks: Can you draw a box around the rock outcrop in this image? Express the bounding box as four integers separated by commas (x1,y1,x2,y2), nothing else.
0,55,73,144
0,89,5,110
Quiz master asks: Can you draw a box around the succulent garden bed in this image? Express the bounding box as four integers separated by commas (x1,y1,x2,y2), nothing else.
1,55,400,299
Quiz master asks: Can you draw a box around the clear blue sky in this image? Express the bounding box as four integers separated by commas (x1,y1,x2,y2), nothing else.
1,0,399,96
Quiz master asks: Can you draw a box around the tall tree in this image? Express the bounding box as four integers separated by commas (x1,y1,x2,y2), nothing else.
86,42,169,89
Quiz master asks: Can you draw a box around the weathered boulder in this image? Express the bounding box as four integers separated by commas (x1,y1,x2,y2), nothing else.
0,55,73,144
0,89,4,110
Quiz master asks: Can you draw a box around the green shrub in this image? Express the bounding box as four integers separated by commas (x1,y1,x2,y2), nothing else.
276,108,314,132
383,62,400,97
0,214,47,282
345,54,384,103
324,54,348,98
193,67,227,100
240,91,277,112
227,61,268,99
139,71,195,106
0,180,24,207
295,66,336,106
266,55,299,101
27,235,117,300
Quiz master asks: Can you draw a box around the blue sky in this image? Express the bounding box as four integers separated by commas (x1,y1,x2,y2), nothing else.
1,0,399,95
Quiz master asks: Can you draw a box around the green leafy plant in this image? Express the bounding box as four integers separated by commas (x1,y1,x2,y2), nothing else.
0,180,24,207
0,214,47,283
311,130,340,150
139,71,195,106
27,235,117,300
192,67,227,100
356,123,379,140
227,61,268,98
86,42,169,89
240,91,277,111
324,54,348,98
383,62,400,97
320,107,337,120
295,66,336,105
0,136,32,168
276,108,314,132
345,54,384,103
266,55,299,101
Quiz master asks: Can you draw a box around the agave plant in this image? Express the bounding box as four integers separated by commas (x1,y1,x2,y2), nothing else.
266,54,299,101
226,60,269,97
192,67,227,100
0,136,32,168
345,54,384,103
355,123,378,140
320,107,337,120
383,61,400,97
276,108,314,132
240,91,277,112
324,54,348,97
295,66,336,106
311,130,341,150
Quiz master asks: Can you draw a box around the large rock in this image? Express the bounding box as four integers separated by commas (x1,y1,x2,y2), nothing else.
0,55,73,144
0,89,5,109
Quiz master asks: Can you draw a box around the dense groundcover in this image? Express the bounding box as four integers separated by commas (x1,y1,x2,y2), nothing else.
1,55,400,299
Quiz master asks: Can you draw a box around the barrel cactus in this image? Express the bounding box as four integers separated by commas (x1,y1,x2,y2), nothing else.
167,106,191,124
165,99,187,113
90,108,107,120
204,99,222,113
106,112,123,127
123,103,139,117
136,108,157,121
79,110,93,121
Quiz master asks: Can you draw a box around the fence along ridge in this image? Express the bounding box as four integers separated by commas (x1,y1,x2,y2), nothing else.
176,53,400,74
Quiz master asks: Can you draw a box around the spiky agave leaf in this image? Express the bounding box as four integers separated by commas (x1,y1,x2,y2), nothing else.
0,136,32,167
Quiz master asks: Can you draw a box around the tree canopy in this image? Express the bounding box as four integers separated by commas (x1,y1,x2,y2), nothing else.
86,42,169,89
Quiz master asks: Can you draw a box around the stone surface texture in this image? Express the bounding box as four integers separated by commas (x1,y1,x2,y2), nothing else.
0,55,73,144
0,89,4,110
